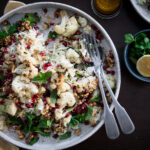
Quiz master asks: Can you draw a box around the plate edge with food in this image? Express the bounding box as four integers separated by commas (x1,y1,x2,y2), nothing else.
0,2,121,150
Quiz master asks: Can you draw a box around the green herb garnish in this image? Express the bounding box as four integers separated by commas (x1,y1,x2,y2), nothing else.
59,131,71,140
29,137,39,145
125,33,150,63
32,71,52,83
91,89,101,102
6,116,23,125
85,105,93,120
22,13,40,27
48,31,57,39
0,73,4,82
50,89,57,104
38,116,52,129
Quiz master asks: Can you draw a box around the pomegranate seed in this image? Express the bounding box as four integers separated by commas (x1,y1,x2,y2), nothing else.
11,55,15,58
63,41,68,47
43,8,48,14
47,62,52,67
51,108,55,113
34,25,39,30
11,35,15,39
44,66,47,70
0,99,5,104
54,13,59,18
57,64,61,68
24,121,27,124
55,104,60,109
32,97,36,103
81,104,86,109
35,94,40,98
84,121,89,125
45,41,49,45
65,113,70,117
44,101,47,105
40,51,45,56
107,70,115,75
53,134,59,139
8,42,12,46
50,22,54,25
103,66,108,71
26,45,30,49
109,52,114,59
25,104,32,108
7,89,13,94
3,48,8,53
18,35,21,38
33,132,38,137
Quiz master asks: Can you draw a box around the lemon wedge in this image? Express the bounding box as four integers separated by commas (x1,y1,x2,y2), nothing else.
4,0,25,14
136,55,150,77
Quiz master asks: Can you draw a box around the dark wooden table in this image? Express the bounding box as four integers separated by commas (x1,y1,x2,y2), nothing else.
1,0,150,150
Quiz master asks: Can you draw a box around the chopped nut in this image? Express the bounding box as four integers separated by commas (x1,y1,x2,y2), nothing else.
106,56,114,67
74,128,81,136
16,129,25,139
43,22,50,29
4,36,11,46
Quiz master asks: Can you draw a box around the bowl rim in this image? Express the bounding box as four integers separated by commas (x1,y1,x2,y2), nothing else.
0,2,121,150
124,29,150,83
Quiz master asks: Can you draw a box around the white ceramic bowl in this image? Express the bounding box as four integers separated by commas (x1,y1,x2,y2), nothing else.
0,2,121,150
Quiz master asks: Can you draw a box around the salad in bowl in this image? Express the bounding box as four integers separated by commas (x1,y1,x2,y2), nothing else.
0,6,117,146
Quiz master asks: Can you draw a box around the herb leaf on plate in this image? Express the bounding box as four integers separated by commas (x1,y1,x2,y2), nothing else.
29,137,39,145
50,89,57,104
48,31,58,39
32,71,52,83
59,131,71,140
91,89,101,102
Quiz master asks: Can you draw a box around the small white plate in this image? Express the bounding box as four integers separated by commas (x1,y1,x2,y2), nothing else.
130,0,150,23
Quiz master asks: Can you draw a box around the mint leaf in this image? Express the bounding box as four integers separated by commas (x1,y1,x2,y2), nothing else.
23,113,36,133
91,89,101,102
59,131,71,140
124,34,135,44
50,89,57,103
29,137,39,145
48,31,57,39
85,105,93,121
0,31,7,39
70,117,80,127
32,72,52,83
7,23,18,36
38,116,52,128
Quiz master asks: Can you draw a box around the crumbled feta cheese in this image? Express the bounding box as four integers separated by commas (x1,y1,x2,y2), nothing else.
106,74,115,89
36,99,44,111
6,102,17,116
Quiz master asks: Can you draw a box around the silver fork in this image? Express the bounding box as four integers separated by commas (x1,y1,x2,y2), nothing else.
82,33,135,139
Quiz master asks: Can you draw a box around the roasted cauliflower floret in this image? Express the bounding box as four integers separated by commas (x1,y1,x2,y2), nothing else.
76,76,98,93
78,16,87,27
106,74,116,89
83,25,91,34
14,63,38,79
12,76,39,98
54,10,79,37
57,82,71,95
5,102,17,116
57,92,76,108
55,108,66,120
66,48,81,64
63,115,71,127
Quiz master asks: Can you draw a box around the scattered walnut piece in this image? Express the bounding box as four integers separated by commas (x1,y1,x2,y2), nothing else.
106,56,114,67
43,22,50,29
4,36,11,46
16,129,25,139
74,128,81,136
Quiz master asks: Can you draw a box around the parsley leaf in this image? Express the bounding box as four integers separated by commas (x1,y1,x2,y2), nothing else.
23,113,36,133
32,71,52,83
29,137,39,145
50,89,57,104
6,116,23,125
59,131,71,140
7,23,18,36
70,117,80,127
91,89,101,102
0,31,7,39
48,31,57,39
38,116,52,129
85,105,93,120
124,34,135,44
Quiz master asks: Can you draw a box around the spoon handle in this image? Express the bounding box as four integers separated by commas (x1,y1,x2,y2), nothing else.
96,69,120,139
100,67,135,134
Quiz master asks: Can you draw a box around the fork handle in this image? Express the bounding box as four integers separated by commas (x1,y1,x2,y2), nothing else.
96,69,120,139
100,66,135,134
